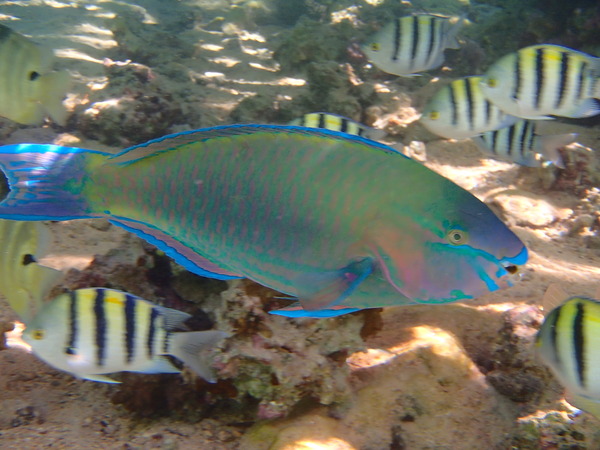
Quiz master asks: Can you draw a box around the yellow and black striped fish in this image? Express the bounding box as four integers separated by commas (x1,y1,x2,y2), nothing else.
361,14,464,77
536,296,600,419
288,112,386,141
420,76,517,140
480,44,600,120
472,119,576,167
0,23,70,125
22,288,228,383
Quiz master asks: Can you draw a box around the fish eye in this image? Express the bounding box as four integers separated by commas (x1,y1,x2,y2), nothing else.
487,78,497,88
429,111,440,120
371,43,381,52
29,71,40,81
446,229,469,245
31,329,44,340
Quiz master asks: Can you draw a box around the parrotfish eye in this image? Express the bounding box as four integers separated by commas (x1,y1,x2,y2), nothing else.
446,229,469,245
487,78,497,88
31,329,44,340
429,111,440,120
371,42,381,52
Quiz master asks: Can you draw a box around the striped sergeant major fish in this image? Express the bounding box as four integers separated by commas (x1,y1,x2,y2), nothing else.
0,23,70,125
288,112,386,141
536,288,600,420
361,13,464,77
420,76,517,140
22,288,229,383
480,44,600,120
472,119,576,168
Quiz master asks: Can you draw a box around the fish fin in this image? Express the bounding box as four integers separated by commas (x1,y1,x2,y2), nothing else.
38,71,71,126
134,356,181,375
269,302,361,318
155,305,192,331
541,283,569,315
537,133,577,168
108,217,242,280
443,15,465,50
567,391,600,420
569,98,600,118
82,374,121,384
168,330,229,382
294,257,374,311
0,144,109,220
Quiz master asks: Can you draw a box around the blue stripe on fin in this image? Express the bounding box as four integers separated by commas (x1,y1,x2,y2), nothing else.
269,302,361,318
109,216,242,280
108,124,406,165
0,144,108,220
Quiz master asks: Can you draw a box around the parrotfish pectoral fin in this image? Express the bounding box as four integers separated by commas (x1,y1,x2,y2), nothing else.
168,330,229,383
82,374,121,384
269,302,361,318
295,257,375,311
0,144,109,220
109,217,242,280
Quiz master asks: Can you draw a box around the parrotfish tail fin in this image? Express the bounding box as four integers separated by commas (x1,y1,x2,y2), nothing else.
294,257,374,311
269,302,361,318
0,144,110,220
39,71,71,126
156,305,192,331
168,330,229,383
567,391,600,421
538,133,577,168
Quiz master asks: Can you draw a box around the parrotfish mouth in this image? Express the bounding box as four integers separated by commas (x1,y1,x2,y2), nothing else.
498,246,529,286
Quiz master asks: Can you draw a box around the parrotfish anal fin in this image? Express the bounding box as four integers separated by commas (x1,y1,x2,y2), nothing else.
108,217,242,280
108,124,406,165
82,374,121,384
294,257,374,311
0,144,109,220
269,302,361,318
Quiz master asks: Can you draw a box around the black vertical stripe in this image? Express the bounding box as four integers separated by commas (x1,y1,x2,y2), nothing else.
163,331,171,354
512,53,522,101
556,51,569,108
526,121,536,151
147,307,159,359
576,60,587,100
65,291,78,355
392,18,401,61
517,121,529,157
426,16,436,64
318,113,326,130
534,48,545,109
340,118,349,133
549,307,562,369
507,123,516,157
484,100,492,125
573,302,586,388
410,15,420,68
465,78,475,130
124,294,136,364
94,289,107,367
490,130,499,154
449,84,458,125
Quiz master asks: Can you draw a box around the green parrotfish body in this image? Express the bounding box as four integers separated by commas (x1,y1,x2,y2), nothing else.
0,125,527,317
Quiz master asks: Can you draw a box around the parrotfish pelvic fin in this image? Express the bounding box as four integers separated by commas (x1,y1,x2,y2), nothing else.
0,144,109,220
109,217,242,280
269,302,361,318
294,257,375,311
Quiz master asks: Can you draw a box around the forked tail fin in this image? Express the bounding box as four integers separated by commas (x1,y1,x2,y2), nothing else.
0,143,110,220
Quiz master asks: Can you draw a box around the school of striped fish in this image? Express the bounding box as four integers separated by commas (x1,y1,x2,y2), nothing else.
0,6,598,422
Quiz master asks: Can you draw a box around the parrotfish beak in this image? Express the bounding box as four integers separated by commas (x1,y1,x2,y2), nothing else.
498,246,528,287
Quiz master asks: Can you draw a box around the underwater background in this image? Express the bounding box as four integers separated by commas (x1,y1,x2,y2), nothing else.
0,0,600,448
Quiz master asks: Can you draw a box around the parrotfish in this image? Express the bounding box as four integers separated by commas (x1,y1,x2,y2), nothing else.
0,125,528,317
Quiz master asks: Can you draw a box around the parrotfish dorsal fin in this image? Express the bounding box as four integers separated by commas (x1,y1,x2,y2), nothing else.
108,125,405,165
